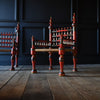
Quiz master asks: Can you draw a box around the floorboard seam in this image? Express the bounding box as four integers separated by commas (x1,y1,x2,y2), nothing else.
0,71,18,90
47,75,55,100
0,66,23,90
65,76,88,100
20,72,31,100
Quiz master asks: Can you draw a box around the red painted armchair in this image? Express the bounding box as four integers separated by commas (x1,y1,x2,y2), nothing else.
31,13,77,76
0,23,20,70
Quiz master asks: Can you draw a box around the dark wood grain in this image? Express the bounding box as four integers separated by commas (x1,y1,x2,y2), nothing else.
0,65,100,100
22,74,53,100
0,70,30,100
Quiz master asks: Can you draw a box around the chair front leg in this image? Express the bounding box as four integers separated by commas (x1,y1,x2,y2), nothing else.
31,54,37,73
58,33,65,76
59,54,65,76
31,36,37,73
10,39,15,71
11,54,15,70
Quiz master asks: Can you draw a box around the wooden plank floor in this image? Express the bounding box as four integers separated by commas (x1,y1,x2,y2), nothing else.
0,64,100,100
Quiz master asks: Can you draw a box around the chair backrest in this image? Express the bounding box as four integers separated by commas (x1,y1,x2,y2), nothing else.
0,23,19,48
48,13,76,48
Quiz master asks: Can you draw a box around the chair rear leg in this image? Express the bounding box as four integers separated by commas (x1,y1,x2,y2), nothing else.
73,56,77,72
73,49,77,72
15,54,18,67
49,52,52,70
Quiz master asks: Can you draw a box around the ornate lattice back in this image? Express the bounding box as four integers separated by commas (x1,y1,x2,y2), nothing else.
0,23,19,48
0,32,17,48
48,13,76,48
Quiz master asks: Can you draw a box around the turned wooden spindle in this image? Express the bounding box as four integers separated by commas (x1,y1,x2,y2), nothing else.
31,36,37,73
10,39,16,71
72,13,77,72
58,33,65,76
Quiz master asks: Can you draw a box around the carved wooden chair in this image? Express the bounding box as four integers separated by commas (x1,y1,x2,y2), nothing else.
0,23,20,70
31,13,77,76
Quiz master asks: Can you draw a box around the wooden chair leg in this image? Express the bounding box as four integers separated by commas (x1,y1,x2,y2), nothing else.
10,55,15,71
10,39,15,71
49,52,52,70
58,33,65,76
31,55,37,73
73,56,77,72
15,55,18,67
59,55,65,76
31,36,37,73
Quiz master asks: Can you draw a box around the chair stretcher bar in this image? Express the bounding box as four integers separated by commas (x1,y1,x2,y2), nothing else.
35,48,74,52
